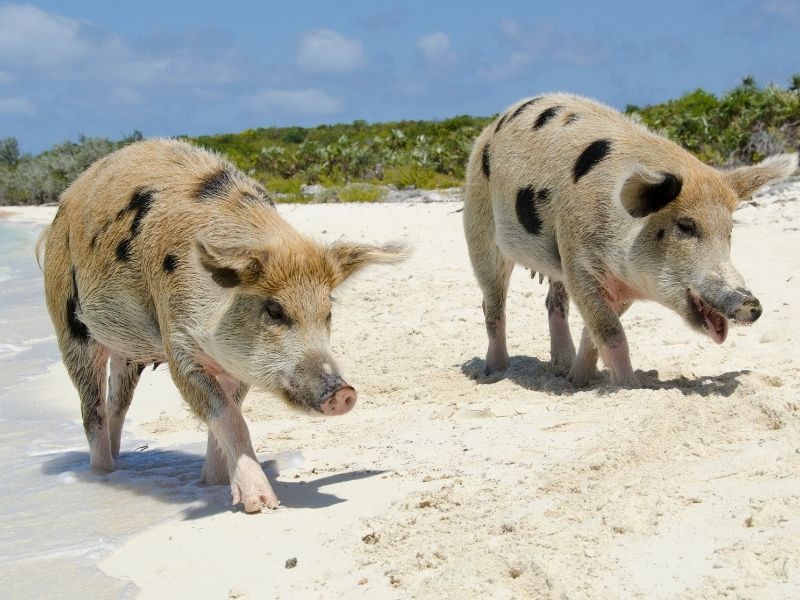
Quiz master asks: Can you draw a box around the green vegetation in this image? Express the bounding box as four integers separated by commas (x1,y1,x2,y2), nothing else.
192,115,482,197
2,76,798,206
625,76,800,164
0,132,143,205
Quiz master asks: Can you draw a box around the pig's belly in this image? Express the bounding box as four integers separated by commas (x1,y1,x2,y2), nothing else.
79,289,166,361
494,210,564,279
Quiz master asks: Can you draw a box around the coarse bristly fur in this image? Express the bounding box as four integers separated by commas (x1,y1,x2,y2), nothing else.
464,92,798,388
37,138,407,512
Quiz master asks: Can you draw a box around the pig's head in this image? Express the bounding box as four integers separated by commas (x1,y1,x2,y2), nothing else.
195,232,406,415
624,153,798,343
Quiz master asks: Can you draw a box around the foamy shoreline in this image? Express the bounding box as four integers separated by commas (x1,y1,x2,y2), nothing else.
3,181,800,598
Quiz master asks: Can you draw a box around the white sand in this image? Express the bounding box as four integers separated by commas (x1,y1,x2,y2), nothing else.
4,179,800,599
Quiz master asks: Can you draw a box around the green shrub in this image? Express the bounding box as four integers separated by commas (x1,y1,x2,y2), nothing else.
335,183,386,202
383,165,461,189
626,75,800,165
262,177,303,195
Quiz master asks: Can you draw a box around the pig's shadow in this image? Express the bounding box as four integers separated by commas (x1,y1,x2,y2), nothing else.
460,355,747,397
40,448,383,520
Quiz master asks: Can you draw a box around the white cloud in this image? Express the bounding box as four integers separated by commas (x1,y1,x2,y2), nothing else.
417,32,456,70
480,19,611,80
243,89,342,117
0,5,244,87
296,29,366,73
0,96,35,116
0,4,95,68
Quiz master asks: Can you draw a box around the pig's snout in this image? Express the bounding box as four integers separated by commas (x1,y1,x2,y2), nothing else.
729,293,762,324
320,385,357,416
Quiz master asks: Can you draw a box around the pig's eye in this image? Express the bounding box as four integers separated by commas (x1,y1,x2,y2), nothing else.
675,217,699,238
263,299,289,324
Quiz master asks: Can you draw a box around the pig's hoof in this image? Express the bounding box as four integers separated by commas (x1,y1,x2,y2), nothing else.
551,353,575,377
610,372,641,388
89,455,115,474
484,354,509,375
231,480,280,513
230,457,281,513
566,366,594,387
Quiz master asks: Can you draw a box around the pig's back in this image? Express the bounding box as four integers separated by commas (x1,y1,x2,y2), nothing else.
486,93,688,205
53,139,277,358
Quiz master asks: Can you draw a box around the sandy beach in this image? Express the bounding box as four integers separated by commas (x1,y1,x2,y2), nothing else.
2,178,799,599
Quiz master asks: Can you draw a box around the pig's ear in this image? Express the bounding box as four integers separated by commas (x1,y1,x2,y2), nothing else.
619,166,682,218
195,236,264,288
722,153,798,201
328,241,409,285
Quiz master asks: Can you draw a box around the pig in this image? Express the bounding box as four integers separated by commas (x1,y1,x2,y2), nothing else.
463,93,798,387
36,139,405,512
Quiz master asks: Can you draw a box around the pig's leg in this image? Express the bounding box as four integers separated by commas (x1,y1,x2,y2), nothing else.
62,340,114,471
201,382,249,486
569,302,634,385
475,256,514,375
596,302,633,386
568,326,599,386
545,280,576,376
168,351,277,512
464,189,514,374
565,271,640,388
107,354,142,458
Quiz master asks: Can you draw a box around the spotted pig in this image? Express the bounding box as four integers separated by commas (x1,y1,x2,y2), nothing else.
37,139,405,512
464,93,798,386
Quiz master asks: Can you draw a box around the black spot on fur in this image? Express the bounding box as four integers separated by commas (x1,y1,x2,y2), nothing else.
208,266,241,288
545,280,569,318
537,188,550,203
573,139,612,182
629,173,682,217
251,183,275,205
116,239,131,262
241,192,265,204
563,113,579,125
656,228,665,240
515,185,543,235
67,267,90,342
533,106,562,129
494,113,508,133
507,97,542,124
196,169,234,200
111,189,154,253
128,190,154,236
163,254,178,273
481,144,491,179
89,219,114,249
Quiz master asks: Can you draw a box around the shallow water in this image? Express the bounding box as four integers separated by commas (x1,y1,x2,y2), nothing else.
0,220,296,598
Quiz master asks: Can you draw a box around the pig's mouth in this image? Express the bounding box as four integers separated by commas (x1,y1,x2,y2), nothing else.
687,289,728,344
276,376,356,415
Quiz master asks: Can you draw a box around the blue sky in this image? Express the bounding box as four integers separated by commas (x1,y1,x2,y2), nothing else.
1,1,798,153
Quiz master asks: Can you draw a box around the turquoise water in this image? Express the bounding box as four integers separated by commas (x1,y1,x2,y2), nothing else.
0,220,302,598
0,222,57,383
0,221,221,599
